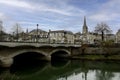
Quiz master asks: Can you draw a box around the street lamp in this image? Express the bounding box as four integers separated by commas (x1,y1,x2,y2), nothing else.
48,29,51,44
16,26,18,42
36,24,39,42
0,30,2,41
13,32,15,42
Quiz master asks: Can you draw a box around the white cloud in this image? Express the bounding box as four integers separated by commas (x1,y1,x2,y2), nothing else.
89,13,119,22
89,0,120,22
40,8,71,16
0,13,4,18
0,0,34,10
0,13,8,20
0,0,86,16
0,0,52,14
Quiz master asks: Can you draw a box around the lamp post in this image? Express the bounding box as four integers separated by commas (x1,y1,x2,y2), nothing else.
48,29,51,44
16,26,18,42
13,32,15,42
36,24,39,42
26,28,28,42
0,30,2,41
0,21,3,42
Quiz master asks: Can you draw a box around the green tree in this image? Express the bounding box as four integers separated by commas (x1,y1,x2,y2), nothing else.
101,40,114,57
94,22,112,41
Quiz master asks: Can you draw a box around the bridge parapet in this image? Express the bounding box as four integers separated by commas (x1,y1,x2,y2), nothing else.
0,42,81,47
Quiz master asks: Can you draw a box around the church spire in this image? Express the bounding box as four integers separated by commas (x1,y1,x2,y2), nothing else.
26,28,28,34
82,16,88,34
84,16,87,27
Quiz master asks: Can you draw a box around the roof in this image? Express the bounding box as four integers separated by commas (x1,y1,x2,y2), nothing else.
116,29,120,34
75,32,81,35
50,30,73,34
29,29,47,33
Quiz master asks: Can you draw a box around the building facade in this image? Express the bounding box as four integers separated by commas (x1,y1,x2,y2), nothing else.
74,32,82,44
28,29,49,43
49,30,74,44
116,29,120,43
0,17,118,44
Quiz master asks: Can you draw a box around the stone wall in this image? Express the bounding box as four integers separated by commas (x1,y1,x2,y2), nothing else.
82,47,120,55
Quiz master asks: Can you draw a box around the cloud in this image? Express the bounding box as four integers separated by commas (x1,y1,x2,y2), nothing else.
0,12,8,20
89,13,119,22
0,0,34,10
87,0,120,33
89,0,120,22
0,0,86,16
4,0,120,33
0,0,86,33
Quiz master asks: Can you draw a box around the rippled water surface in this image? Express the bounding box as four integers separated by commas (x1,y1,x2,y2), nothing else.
0,60,120,80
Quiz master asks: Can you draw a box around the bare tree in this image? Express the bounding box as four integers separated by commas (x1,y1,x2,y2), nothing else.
12,23,23,34
0,20,4,41
94,22,112,41
11,23,23,41
0,20,3,31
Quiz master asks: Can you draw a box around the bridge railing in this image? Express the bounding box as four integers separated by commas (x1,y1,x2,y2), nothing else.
0,42,81,47
0,40,81,44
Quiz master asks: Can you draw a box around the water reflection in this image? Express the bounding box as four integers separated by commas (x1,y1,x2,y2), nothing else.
0,60,120,80
96,70,114,80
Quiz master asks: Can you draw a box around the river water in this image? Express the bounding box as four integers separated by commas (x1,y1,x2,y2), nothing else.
0,60,120,80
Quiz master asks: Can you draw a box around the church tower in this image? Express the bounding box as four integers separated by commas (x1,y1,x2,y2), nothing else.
82,16,88,43
82,16,88,34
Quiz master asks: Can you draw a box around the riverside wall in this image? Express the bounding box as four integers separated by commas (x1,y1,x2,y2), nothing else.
81,47,120,55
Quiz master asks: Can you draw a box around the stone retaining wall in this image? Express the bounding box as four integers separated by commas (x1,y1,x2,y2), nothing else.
81,47,120,55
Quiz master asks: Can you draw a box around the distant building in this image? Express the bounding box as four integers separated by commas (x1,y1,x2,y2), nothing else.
0,17,118,44
81,17,116,44
74,32,82,44
17,32,28,42
105,34,115,41
28,29,49,43
0,31,11,41
49,30,74,44
116,29,120,43
87,32,97,44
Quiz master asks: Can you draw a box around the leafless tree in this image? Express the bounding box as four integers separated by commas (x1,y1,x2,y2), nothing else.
12,23,23,34
11,23,23,41
0,20,3,32
94,22,112,41
0,20,4,41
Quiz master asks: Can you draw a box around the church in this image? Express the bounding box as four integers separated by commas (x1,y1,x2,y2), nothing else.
81,16,116,44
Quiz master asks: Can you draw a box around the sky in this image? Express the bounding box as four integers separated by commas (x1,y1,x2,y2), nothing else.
0,0,120,34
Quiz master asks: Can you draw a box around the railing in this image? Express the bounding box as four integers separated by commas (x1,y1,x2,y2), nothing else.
0,42,81,47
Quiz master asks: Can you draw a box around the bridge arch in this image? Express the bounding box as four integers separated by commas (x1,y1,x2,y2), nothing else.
10,49,48,58
50,49,71,56
50,49,71,60
9,49,50,68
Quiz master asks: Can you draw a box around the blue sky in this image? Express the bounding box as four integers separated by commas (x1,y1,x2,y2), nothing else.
0,0,120,34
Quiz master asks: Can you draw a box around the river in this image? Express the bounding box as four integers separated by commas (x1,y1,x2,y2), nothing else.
0,60,120,80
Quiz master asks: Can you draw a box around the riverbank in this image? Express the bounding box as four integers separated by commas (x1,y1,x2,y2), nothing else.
71,55,120,61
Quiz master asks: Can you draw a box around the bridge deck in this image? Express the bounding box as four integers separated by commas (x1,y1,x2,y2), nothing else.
0,42,81,47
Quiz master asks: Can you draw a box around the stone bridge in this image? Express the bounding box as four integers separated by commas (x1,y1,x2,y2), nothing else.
0,42,81,67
